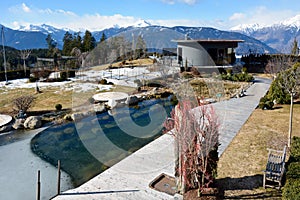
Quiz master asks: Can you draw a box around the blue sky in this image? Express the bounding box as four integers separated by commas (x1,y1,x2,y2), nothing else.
1,0,300,31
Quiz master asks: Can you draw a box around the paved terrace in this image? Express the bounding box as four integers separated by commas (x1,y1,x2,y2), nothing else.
53,77,271,200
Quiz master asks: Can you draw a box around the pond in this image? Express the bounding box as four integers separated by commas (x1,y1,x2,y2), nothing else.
31,97,174,187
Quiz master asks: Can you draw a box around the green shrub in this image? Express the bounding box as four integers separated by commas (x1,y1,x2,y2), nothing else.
267,76,290,104
258,96,274,110
29,77,38,83
286,162,300,179
226,68,233,75
221,73,232,81
283,137,300,200
220,72,253,82
55,104,62,111
282,179,300,200
290,136,300,162
181,72,193,79
241,67,248,74
60,71,68,80
232,73,254,82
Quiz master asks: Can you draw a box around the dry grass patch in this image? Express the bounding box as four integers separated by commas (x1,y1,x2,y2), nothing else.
217,104,300,199
0,83,138,115
92,58,154,71
190,78,250,100
0,87,73,114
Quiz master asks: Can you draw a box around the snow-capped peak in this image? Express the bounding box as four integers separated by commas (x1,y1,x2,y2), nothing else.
17,23,72,34
231,14,300,33
281,14,300,27
230,23,262,33
132,20,152,27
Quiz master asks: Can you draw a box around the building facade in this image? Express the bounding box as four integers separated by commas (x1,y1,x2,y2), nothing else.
174,39,243,67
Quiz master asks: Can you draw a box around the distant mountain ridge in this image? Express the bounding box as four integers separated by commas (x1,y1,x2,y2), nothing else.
0,23,278,55
231,14,300,53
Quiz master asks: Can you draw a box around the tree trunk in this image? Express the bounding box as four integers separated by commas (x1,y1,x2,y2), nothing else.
288,94,294,148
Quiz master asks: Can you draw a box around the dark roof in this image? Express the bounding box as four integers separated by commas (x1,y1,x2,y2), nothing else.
173,39,244,43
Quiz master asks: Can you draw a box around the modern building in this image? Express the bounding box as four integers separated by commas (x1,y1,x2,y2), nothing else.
173,38,244,68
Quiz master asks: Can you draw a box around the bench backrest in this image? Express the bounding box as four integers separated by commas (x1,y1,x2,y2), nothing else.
266,146,287,172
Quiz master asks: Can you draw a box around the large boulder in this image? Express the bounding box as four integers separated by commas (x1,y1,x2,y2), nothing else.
24,116,42,129
12,119,25,130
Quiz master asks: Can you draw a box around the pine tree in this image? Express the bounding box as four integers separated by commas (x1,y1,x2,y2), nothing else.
100,32,107,43
62,31,74,55
291,37,299,56
45,34,57,57
73,32,82,50
135,35,146,59
82,30,96,52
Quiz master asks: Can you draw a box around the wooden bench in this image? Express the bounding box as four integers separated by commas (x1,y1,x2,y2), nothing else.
263,146,287,189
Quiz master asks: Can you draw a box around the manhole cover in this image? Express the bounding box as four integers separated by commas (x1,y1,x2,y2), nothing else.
149,173,177,196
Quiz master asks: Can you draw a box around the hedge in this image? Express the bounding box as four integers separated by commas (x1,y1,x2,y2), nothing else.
282,137,300,200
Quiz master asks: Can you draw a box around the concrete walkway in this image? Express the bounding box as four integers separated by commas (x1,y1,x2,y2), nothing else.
53,77,271,200
215,77,272,155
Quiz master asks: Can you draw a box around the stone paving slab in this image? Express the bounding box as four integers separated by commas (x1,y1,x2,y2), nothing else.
53,77,271,200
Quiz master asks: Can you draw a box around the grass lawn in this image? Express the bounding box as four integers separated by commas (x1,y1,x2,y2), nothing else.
217,103,300,199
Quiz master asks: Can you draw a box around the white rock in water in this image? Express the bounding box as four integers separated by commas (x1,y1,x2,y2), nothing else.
24,116,42,129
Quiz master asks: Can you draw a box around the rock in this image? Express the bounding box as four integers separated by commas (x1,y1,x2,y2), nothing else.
0,124,13,133
12,119,25,129
71,113,84,121
94,103,106,113
24,116,42,129
125,95,139,105
63,114,73,121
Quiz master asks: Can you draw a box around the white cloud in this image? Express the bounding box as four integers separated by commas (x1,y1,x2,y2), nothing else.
21,3,31,13
62,14,144,31
6,3,300,32
228,6,297,29
229,13,246,21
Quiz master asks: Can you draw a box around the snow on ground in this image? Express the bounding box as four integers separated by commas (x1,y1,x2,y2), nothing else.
0,66,174,92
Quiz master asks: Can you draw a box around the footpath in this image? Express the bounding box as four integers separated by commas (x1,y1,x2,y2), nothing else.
53,77,271,200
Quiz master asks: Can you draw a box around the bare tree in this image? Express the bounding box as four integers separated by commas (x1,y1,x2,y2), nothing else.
278,64,300,147
164,99,219,195
20,49,31,74
13,95,35,113
266,53,299,78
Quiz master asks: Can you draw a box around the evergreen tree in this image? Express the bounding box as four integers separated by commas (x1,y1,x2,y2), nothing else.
45,34,57,57
135,35,147,59
73,32,82,50
82,30,96,52
291,37,299,56
100,32,107,43
62,31,74,56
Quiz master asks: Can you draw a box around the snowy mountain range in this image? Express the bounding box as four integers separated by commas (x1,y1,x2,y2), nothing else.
2,15,300,54
231,14,300,53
